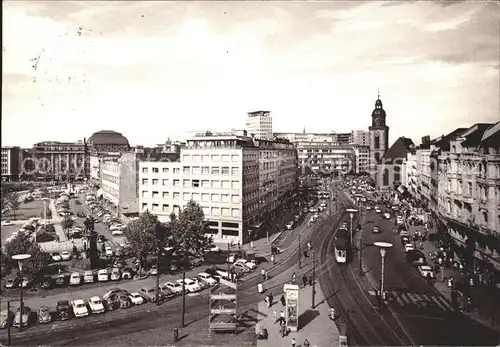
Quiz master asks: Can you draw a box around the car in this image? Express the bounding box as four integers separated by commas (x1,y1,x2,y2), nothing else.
103,288,128,300
372,226,381,234
129,292,145,305
51,252,62,262
232,262,250,274
118,294,132,309
110,268,121,281
383,212,391,219
197,272,217,286
13,307,31,328
0,310,14,329
177,278,201,293
111,229,124,236
406,250,427,266
122,268,133,280
235,258,256,270
164,281,183,295
4,279,17,289
98,269,109,282
150,265,158,276
309,207,317,213
97,235,106,243
1,220,13,226
105,246,113,257
418,265,435,279
400,230,410,237
191,277,208,290
158,284,175,298
109,224,124,231
140,288,160,302
60,251,71,261
285,221,294,230
56,300,71,321
75,200,82,205
320,202,327,208
302,207,309,213
71,299,89,318
69,272,81,286
76,212,86,218
104,295,120,311
41,276,52,289
207,245,221,253
83,271,94,283
19,277,31,288
401,236,410,246
37,306,52,324
366,205,372,210
88,296,105,314
404,243,415,252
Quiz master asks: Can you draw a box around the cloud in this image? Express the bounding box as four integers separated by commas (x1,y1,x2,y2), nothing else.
2,1,499,148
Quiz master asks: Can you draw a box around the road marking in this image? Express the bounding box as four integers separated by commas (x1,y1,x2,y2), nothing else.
431,296,454,311
395,293,407,306
187,293,200,297
399,293,412,305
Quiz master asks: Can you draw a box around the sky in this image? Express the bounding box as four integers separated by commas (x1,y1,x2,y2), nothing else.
2,1,499,148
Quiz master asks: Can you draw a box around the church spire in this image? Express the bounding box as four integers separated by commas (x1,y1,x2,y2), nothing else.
377,88,380,100
303,126,306,134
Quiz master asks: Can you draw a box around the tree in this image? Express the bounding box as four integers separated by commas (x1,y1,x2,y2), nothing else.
3,233,51,281
61,216,74,233
123,211,165,267
4,191,21,220
167,201,213,259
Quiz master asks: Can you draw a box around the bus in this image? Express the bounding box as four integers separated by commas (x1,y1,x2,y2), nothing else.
334,238,348,263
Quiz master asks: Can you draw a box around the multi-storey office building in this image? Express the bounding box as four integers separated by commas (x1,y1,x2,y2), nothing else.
296,141,357,175
1,146,21,181
245,111,273,140
139,130,297,245
351,130,370,146
353,145,370,174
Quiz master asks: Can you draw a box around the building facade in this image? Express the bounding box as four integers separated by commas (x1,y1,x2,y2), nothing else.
368,96,390,177
333,133,352,145
245,111,273,140
87,130,130,154
351,130,370,146
1,147,21,181
296,141,358,175
138,130,297,245
353,145,370,174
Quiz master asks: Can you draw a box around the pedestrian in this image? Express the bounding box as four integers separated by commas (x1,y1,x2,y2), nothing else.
281,295,286,306
273,309,277,323
269,292,273,306
308,275,313,286
271,254,275,264
303,338,311,347
261,268,266,280
291,337,296,347
237,242,240,249
292,272,296,284
302,274,308,287
251,241,254,249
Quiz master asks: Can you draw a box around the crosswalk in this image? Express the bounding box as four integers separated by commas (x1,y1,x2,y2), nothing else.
368,290,455,312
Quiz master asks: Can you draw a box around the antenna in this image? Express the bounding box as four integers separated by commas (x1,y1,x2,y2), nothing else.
377,88,380,99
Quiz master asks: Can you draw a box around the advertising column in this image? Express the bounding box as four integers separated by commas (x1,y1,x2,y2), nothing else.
284,283,299,331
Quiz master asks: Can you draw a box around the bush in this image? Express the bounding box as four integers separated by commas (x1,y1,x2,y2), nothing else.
37,232,56,243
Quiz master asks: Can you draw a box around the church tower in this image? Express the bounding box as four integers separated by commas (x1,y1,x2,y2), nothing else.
368,92,389,177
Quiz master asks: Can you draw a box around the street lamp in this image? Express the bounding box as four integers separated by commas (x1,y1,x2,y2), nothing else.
346,208,358,246
12,254,31,332
373,242,393,308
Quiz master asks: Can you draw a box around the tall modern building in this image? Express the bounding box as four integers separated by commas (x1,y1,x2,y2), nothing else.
1,147,21,181
245,111,273,140
368,94,390,177
351,130,370,146
139,130,297,245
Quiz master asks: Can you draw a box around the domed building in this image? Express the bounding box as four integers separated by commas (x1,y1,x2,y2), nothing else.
87,130,130,153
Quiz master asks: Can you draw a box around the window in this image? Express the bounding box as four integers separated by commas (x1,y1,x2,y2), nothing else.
203,207,210,216
182,154,190,161
374,152,380,164
202,166,209,174
173,205,180,215
183,179,190,188
231,195,240,203
152,191,159,198
162,168,169,173
162,179,169,186
152,167,159,173
221,154,230,161
374,136,380,149
222,222,239,228
231,154,240,162
173,192,180,200
231,181,240,189
162,192,169,199
211,167,220,175
231,167,239,175
192,155,200,162
222,229,238,236
192,166,201,175
202,180,210,188
173,168,180,174
211,155,220,161
202,155,210,162
142,178,148,185
231,208,240,218
152,203,159,212
211,194,220,202
211,207,220,216
221,208,230,216
221,194,230,203
173,179,180,187
222,180,230,189
183,166,190,174
192,179,200,188
183,193,191,201
142,167,148,173
141,191,148,198
152,179,159,185
192,193,200,201
211,180,221,189
162,204,169,212
221,167,230,175
141,203,148,211
202,193,210,202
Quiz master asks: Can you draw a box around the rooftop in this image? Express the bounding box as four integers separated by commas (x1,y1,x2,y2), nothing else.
87,130,129,146
382,136,415,162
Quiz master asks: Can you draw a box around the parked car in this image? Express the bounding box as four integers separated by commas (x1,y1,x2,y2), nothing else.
55,274,66,287
159,284,175,298
103,288,128,300
51,252,62,262
118,294,132,309
88,296,105,314
177,278,201,293
98,269,109,282
56,301,71,321
232,262,250,274
129,292,145,305
122,268,133,280
4,279,17,289
163,282,183,295
60,251,71,261
69,272,81,286
197,272,217,286
13,307,31,328
235,258,256,270
41,276,53,289
285,221,294,230
71,300,89,318
418,265,435,279
110,268,121,281
105,246,113,257
0,310,14,329
150,265,158,276
191,277,208,290
83,271,94,284
406,250,427,266
1,220,12,226
372,226,381,234
104,295,120,311
111,229,124,236
37,306,52,324
140,288,160,302
383,212,391,219
404,243,415,252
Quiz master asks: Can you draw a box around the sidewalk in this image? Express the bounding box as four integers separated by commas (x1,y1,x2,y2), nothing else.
49,199,68,242
256,283,340,347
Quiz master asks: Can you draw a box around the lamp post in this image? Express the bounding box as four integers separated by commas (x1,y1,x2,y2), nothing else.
373,242,393,308
12,254,31,332
346,208,358,246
